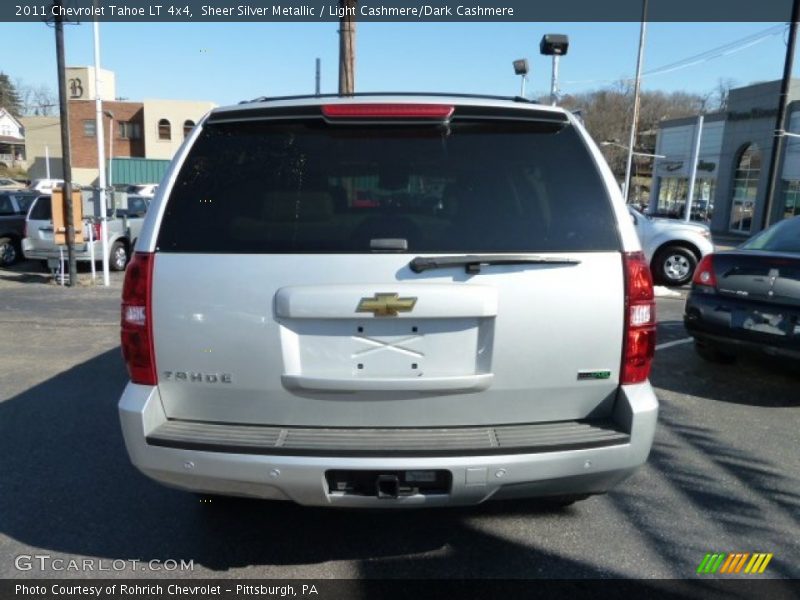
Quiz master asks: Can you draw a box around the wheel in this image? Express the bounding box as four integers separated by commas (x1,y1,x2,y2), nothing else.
694,340,736,364
653,245,698,286
109,241,128,271
0,236,19,267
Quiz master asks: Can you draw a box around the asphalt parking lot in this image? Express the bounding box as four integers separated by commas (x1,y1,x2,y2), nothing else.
0,260,798,580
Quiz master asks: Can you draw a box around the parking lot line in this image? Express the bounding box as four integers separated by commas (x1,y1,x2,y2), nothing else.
655,337,693,351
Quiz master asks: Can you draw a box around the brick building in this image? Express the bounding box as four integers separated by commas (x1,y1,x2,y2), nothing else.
23,67,215,186
69,99,145,184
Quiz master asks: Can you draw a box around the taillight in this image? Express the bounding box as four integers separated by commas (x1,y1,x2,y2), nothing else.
321,103,454,120
692,254,717,288
121,252,157,385
91,222,102,241
621,251,656,384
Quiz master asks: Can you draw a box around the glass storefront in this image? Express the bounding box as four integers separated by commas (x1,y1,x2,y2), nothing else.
654,176,715,222
729,144,761,233
784,180,800,219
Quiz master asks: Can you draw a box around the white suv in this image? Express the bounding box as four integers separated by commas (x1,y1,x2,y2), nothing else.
118,95,658,508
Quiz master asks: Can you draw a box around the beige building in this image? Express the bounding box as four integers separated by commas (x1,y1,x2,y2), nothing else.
17,67,215,185
20,116,63,179
142,99,215,160
64,66,116,102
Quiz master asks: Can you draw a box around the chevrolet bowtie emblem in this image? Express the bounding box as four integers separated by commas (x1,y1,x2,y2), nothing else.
356,293,417,317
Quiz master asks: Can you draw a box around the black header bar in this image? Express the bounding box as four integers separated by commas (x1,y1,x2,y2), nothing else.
3,0,795,23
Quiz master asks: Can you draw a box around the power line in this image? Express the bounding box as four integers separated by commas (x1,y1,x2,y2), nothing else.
563,24,787,87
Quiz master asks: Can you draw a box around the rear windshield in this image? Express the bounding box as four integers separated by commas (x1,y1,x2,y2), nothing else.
741,217,800,254
157,118,620,253
15,194,37,213
28,196,52,221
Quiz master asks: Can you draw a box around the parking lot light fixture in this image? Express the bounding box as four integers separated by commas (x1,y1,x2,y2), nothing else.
512,58,529,97
539,34,569,106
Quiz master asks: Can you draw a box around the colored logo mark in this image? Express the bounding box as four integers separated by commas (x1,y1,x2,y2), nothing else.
697,552,773,574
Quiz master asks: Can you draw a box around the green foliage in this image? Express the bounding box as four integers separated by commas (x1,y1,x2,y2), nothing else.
0,72,23,118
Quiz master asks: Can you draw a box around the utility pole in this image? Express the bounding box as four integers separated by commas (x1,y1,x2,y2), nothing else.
762,0,800,231
623,0,648,204
338,0,356,95
54,0,77,286
315,57,321,96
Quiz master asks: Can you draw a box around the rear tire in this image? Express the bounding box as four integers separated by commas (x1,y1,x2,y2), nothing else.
109,240,128,271
0,236,19,267
653,245,698,287
694,340,736,364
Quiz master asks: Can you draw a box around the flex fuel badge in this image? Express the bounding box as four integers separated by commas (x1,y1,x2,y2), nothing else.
577,370,612,381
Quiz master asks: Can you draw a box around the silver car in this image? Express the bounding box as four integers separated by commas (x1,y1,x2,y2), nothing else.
22,195,147,271
119,95,658,508
629,207,714,286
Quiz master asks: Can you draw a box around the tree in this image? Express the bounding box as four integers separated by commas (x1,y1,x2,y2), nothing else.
15,78,58,116
0,72,23,118
710,78,737,111
558,83,706,179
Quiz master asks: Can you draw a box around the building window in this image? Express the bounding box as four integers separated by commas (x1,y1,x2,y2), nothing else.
784,180,800,219
83,120,96,137
158,119,171,141
183,119,195,138
729,144,761,233
118,121,141,140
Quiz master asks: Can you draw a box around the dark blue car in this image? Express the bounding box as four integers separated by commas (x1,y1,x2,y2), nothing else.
684,216,800,364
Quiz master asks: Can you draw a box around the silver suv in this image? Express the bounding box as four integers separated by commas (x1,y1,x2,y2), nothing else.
119,95,658,508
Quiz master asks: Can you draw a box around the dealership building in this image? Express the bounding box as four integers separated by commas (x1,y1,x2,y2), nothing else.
649,79,800,236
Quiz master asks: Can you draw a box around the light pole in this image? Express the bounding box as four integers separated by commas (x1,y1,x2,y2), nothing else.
92,9,111,287
103,111,114,285
623,0,649,204
512,59,529,97
104,110,114,190
539,34,569,106
684,114,704,222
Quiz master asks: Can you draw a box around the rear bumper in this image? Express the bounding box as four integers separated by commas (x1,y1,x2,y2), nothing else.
684,291,800,361
22,238,104,262
119,383,658,507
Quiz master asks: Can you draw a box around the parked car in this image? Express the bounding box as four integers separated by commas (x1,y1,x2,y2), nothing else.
21,195,147,271
0,191,41,266
685,215,800,364
116,195,150,218
630,206,714,286
118,95,659,508
28,178,64,194
0,177,26,190
125,183,159,198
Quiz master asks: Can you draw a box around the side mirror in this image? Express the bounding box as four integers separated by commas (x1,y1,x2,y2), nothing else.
630,212,638,225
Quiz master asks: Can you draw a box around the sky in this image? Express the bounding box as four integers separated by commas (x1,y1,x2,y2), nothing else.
0,21,794,107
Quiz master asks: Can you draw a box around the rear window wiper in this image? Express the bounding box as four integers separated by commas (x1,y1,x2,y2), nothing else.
409,254,581,274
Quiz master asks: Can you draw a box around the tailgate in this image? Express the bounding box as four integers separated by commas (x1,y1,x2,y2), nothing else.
153,253,624,427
